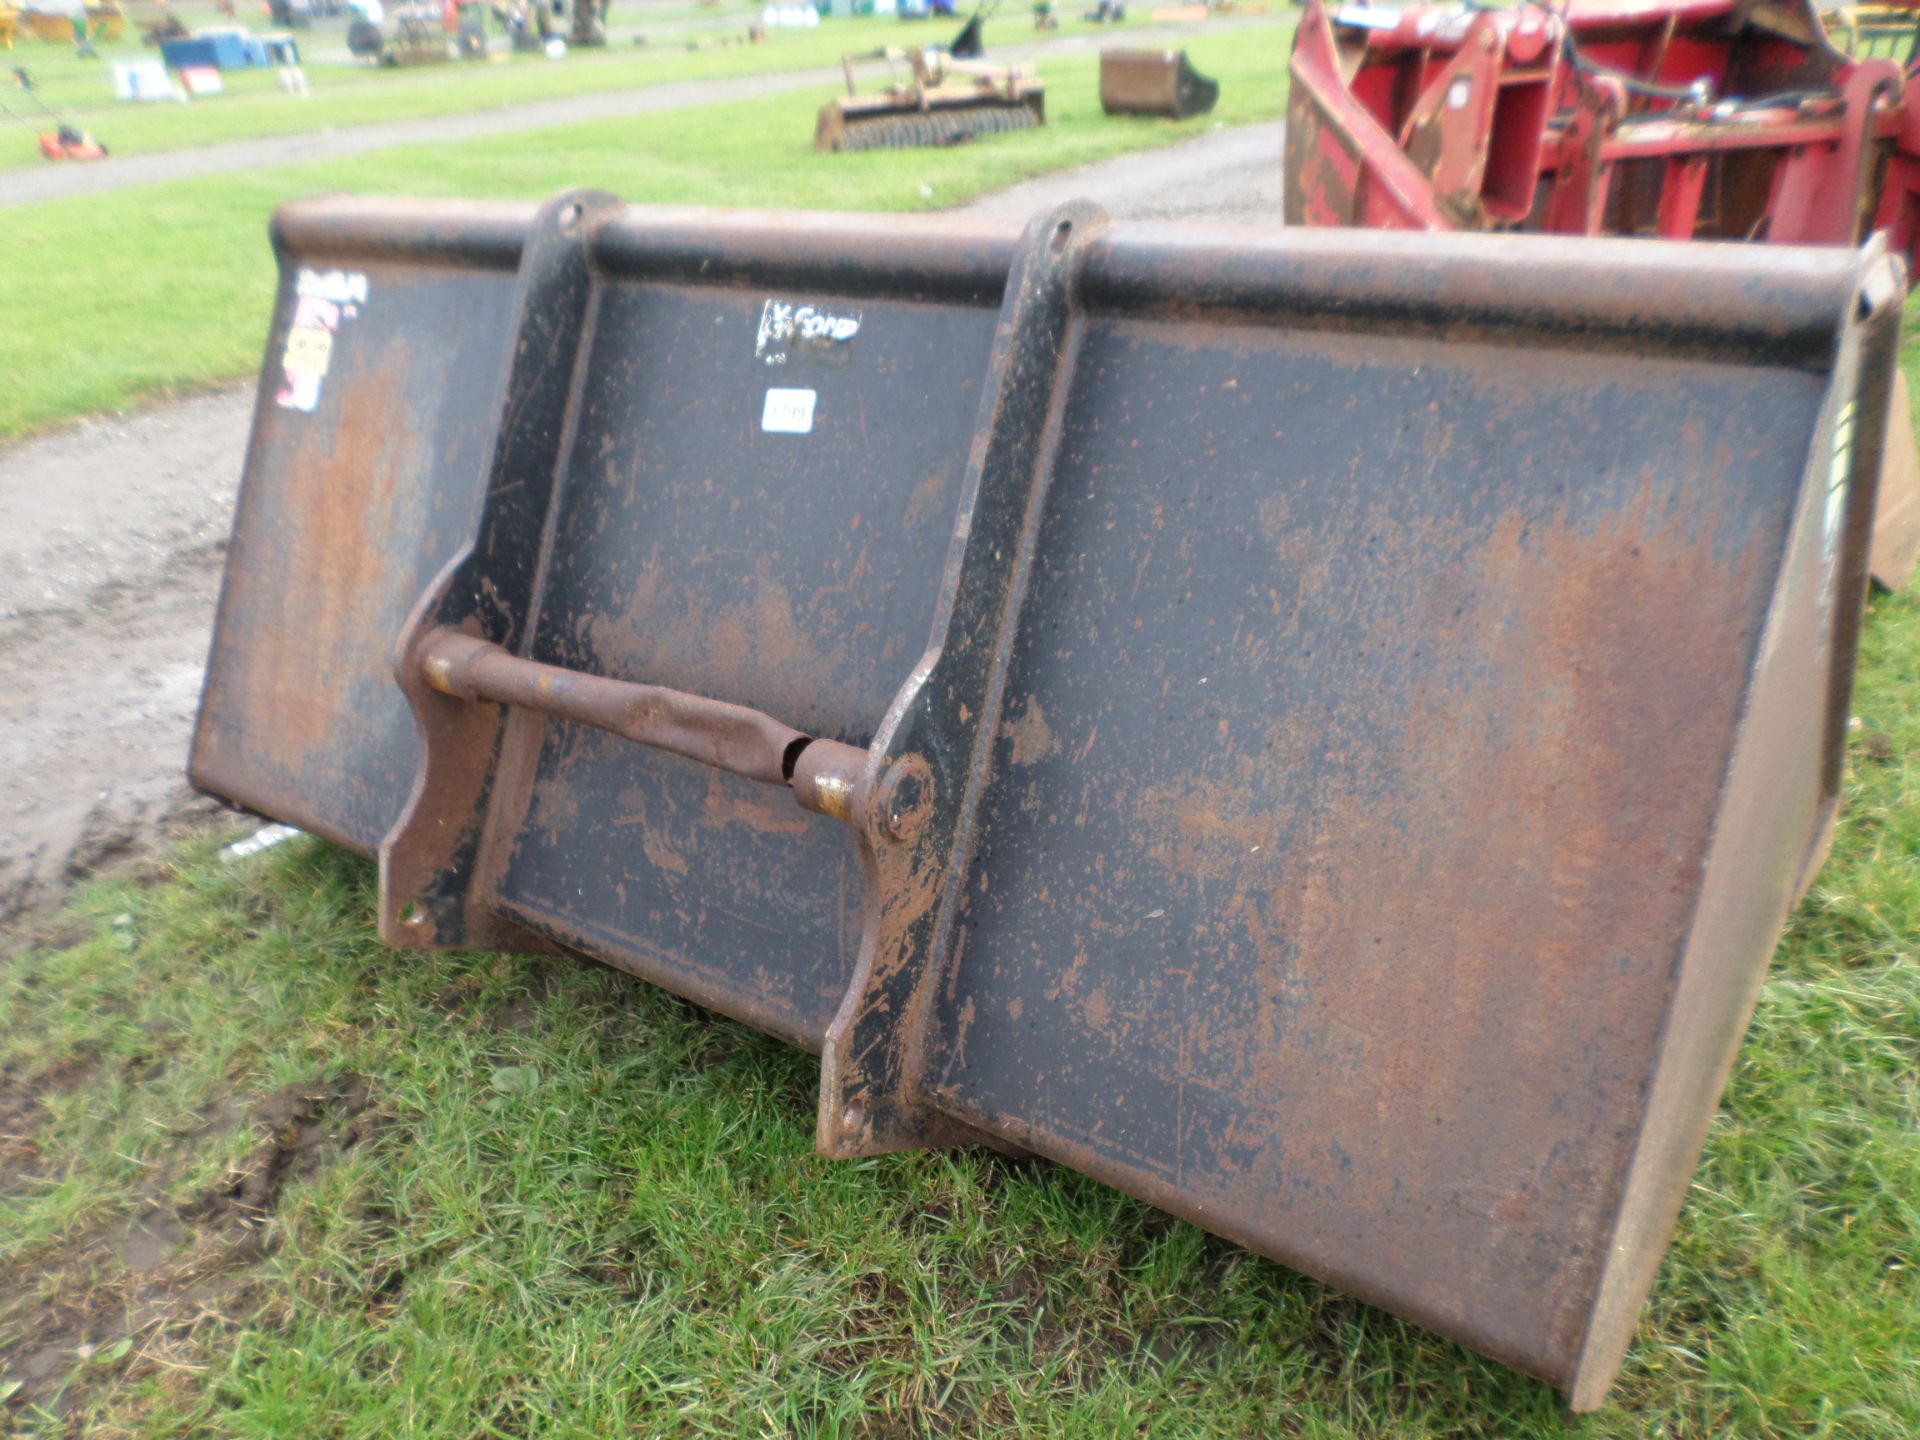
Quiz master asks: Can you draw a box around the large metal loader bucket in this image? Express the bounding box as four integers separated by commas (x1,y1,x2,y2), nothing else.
1098,47,1219,118
1873,368,1920,583
193,193,1901,1410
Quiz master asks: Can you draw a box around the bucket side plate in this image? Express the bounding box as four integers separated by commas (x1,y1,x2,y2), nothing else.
191,257,521,853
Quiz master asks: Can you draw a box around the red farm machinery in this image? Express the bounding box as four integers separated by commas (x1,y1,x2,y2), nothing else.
1285,0,1920,584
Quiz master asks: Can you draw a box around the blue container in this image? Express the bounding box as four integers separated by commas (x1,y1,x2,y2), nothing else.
161,30,271,70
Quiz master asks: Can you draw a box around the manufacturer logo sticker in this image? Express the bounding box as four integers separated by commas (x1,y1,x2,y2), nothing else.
755,299,861,366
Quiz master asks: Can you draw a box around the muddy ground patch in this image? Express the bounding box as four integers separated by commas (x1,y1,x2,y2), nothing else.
0,1070,373,1425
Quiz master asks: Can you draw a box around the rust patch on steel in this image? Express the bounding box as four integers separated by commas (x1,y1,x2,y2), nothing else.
701,771,813,836
255,368,407,757
1002,697,1059,766
591,568,855,730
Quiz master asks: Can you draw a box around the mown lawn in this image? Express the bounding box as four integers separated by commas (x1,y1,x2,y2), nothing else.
0,26,1288,438
0,4,1186,172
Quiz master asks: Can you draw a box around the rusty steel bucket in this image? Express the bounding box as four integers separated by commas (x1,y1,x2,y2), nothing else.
192,192,1901,1410
1873,368,1920,585
1098,47,1219,118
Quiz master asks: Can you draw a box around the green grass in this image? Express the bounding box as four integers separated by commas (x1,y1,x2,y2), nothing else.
1,562,1916,1438
0,26,1288,438
0,5,1184,171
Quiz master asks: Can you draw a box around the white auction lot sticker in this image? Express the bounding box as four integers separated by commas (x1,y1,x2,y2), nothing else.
762,387,817,434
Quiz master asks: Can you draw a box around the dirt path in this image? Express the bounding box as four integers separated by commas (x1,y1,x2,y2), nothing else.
1,16,1270,209
964,118,1282,219
0,390,254,925
0,122,1281,928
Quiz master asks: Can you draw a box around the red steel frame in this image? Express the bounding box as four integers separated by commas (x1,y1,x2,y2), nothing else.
1285,0,1920,268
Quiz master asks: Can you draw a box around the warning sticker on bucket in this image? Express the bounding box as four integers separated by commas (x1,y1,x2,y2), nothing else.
762,388,817,434
276,268,368,414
